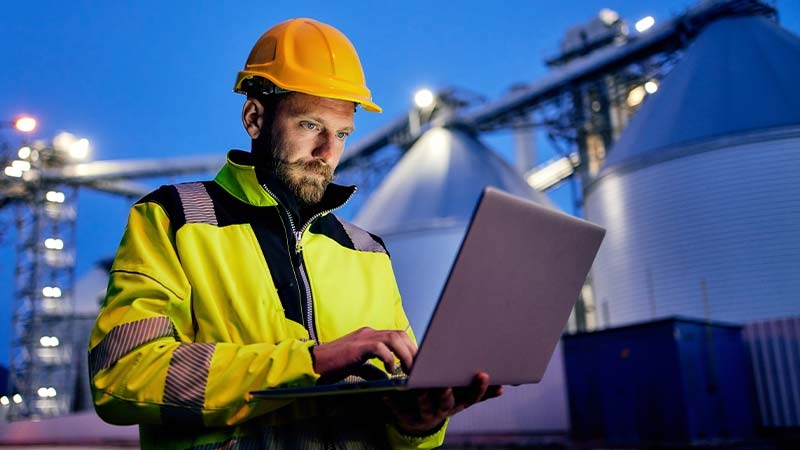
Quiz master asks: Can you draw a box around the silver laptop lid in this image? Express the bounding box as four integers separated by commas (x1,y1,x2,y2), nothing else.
406,187,605,389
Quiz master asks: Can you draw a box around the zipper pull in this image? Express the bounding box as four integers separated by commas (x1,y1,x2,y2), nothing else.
295,230,303,254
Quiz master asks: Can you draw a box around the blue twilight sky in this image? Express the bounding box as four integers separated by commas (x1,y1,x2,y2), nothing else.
1,1,798,366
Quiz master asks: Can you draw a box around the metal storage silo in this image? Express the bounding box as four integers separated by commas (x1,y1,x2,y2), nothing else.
355,126,552,334
354,126,570,434
584,16,800,327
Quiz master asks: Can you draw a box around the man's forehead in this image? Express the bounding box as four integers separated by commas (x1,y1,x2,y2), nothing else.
282,92,356,117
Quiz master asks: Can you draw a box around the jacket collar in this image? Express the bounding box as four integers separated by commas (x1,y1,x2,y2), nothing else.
215,150,356,219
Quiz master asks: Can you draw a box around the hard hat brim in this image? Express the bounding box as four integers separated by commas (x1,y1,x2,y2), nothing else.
235,72,382,113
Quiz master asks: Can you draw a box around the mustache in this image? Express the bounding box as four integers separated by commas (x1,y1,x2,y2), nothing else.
286,159,334,181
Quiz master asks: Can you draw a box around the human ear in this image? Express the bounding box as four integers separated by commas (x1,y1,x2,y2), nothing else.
242,98,264,139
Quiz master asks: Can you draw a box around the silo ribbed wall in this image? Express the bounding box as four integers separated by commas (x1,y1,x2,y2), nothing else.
585,129,800,327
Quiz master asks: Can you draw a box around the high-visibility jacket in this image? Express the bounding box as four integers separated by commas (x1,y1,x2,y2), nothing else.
89,150,447,449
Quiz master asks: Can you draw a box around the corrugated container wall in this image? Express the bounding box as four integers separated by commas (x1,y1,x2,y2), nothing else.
563,317,756,446
742,316,800,428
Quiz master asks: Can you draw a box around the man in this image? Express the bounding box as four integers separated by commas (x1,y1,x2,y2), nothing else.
89,17,500,449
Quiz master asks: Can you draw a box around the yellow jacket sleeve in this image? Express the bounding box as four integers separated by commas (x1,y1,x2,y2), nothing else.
89,201,319,427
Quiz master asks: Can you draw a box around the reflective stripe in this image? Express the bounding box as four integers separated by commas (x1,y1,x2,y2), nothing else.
162,342,215,424
335,217,386,254
89,316,174,377
176,182,218,225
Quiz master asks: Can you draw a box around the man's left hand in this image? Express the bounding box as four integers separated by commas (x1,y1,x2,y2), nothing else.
382,372,503,436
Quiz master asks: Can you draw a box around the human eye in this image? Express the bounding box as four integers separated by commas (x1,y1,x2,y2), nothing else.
300,121,319,131
335,130,350,140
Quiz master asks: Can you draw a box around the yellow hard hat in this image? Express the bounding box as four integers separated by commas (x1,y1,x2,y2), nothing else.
234,18,381,113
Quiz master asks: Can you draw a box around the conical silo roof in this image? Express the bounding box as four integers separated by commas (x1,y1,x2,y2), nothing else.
602,15,800,173
354,126,550,234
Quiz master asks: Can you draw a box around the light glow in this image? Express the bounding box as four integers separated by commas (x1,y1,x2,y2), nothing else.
0,396,9,406
46,191,66,203
42,286,62,298
40,336,60,347
11,160,31,172
627,85,647,107
4,166,22,178
37,387,57,398
18,146,31,159
644,80,659,94
414,89,435,109
53,132,76,153
70,138,90,160
635,16,655,33
526,154,580,191
14,116,37,133
12,394,23,404
598,8,619,26
45,238,64,250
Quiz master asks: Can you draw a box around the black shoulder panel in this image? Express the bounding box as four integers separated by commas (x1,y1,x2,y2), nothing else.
135,181,227,232
136,184,187,230
313,215,389,255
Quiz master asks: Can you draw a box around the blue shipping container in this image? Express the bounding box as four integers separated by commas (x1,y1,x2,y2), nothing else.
563,317,755,446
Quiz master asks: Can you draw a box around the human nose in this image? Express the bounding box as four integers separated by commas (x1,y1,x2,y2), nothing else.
313,131,338,161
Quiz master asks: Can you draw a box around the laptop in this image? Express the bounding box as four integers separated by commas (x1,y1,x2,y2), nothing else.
251,186,606,398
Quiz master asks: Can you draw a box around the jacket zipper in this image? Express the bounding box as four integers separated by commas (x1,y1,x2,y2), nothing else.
262,183,355,344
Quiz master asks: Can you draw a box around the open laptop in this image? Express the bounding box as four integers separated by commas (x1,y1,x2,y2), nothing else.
252,186,605,398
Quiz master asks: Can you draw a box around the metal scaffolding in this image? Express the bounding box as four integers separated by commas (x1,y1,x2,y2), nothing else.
2,140,80,419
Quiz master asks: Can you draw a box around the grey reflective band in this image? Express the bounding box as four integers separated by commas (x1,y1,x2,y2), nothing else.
89,316,174,377
175,182,218,226
335,217,386,254
162,342,215,425
163,343,215,408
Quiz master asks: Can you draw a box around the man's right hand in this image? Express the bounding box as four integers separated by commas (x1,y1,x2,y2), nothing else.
310,327,416,382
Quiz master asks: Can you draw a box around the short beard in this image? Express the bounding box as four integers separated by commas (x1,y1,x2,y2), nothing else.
254,113,335,206
272,158,334,206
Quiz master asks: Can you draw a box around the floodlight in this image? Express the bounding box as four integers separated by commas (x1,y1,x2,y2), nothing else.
635,16,655,33
46,191,66,203
42,286,62,298
4,166,23,178
40,336,60,347
11,160,31,172
53,132,91,160
70,138,90,160
14,116,37,133
627,85,646,107
414,89,435,109
45,238,64,250
598,8,619,25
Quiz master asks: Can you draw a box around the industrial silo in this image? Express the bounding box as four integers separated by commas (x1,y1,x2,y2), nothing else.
584,15,800,327
354,126,571,434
